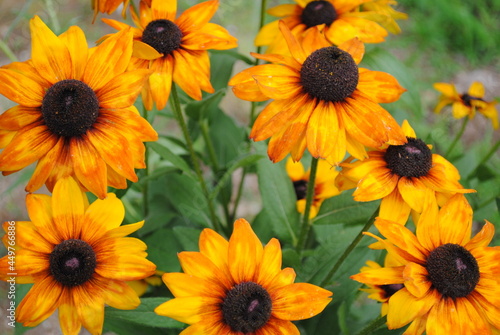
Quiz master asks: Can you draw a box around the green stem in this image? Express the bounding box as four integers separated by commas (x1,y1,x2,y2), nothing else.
466,138,500,180
296,157,319,253
0,40,18,62
141,105,150,217
356,315,387,335
445,117,468,157
44,0,61,33
320,206,380,287
170,84,221,232
230,168,247,223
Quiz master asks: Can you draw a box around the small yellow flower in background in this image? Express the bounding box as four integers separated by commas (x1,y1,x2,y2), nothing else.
286,157,340,218
155,218,332,334
255,0,404,55
358,252,404,316
358,0,408,35
434,81,499,129
230,22,406,164
103,0,238,111
0,16,157,199
0,177,156,335
336,120,474,224
128,270,165,297
351,194,500,334
92,0,130,22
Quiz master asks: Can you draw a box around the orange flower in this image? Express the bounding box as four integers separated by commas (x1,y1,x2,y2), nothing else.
336,120,474,224
92,0,130,22
0,16,157,199
255,0,395,55
155,218,332,334
103,0,238,110
230,22,406,163
286,157,340,218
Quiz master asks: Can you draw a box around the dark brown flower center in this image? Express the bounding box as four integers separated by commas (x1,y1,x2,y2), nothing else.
460,93,484,107
426,243,480,299
293,180,308,200
378,283,404,299
142,19,182,55
49,239,97,287
384,137,432,178
41,79,99,137
221,281,272,333
300,46,359,102
301,1,337,28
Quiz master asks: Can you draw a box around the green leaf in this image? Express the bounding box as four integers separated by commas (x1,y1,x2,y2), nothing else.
256,143,299,245
172,226,202,251
314,191,379,226
143,228,182,272
149,141,192,176
185,89,226,121
105,297,183,329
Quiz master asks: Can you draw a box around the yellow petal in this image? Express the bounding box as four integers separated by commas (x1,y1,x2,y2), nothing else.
17,275,62,326
272,283,332,320
228,218,263,283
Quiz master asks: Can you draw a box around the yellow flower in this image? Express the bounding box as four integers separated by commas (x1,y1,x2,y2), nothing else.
0,177,156,335
103,0,238,111
92,0,130,22
336,120,475,224
434,81,499,129
351,194,500,334
128,270,165,297
358,0,408,35
358,253,405,316
155,218,332,334
286,157,340,218
255,0,391,55
230,22,406,164
0,16,157,199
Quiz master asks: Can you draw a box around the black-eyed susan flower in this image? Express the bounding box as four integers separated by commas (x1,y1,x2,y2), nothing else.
102,0,238,111
286,157,340,218
336,120,474,224
434,81,499,129
255,0,394,55
351,194,500,334
230,22,406,164
358,253,404,316
0,16,157,199
155,218,332,334
0,177,156,335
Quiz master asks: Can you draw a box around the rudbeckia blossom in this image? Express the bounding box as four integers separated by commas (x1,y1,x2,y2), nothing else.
155,218,332,334
0,16,157,199
351,194,500,334
358,253,404,316
336,120,474,224
434,81,499,129
286,157,340,218
0,177,156,335
255,0,399,55
230,22,406,163
103,0,238,111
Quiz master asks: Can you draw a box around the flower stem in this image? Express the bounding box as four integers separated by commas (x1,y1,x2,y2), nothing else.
356,315,387,335
255,0,268,59
320,206,380,287
0,39,18,63
141,105,150,217
445,117,468,157
170,84,221,232
466,137,500,180
296,157,319,253
44,0,61,33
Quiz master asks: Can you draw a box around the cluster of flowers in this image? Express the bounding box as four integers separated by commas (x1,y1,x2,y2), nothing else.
0,0,498,334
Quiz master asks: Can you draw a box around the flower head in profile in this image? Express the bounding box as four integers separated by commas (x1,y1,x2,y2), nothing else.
0,16,157,199
92,0,130,22
255,0,405,55
351,194,500,334
357,253,405,316
286,157,340,218
0,177,156,335
230,22,406,163
103,0,238,110
155,218,332,334
434,81,499,129
336,120,475,224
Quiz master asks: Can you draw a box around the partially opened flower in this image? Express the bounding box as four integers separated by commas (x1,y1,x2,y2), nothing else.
103,0,238,110
286,157,340,218
357,253,405,316
155,218,332,334
255,0,402,55
351,194,500,334
336,120,474,224
434,81,499,129
0,16,157,199
230,22,406,163
0,177,156,335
